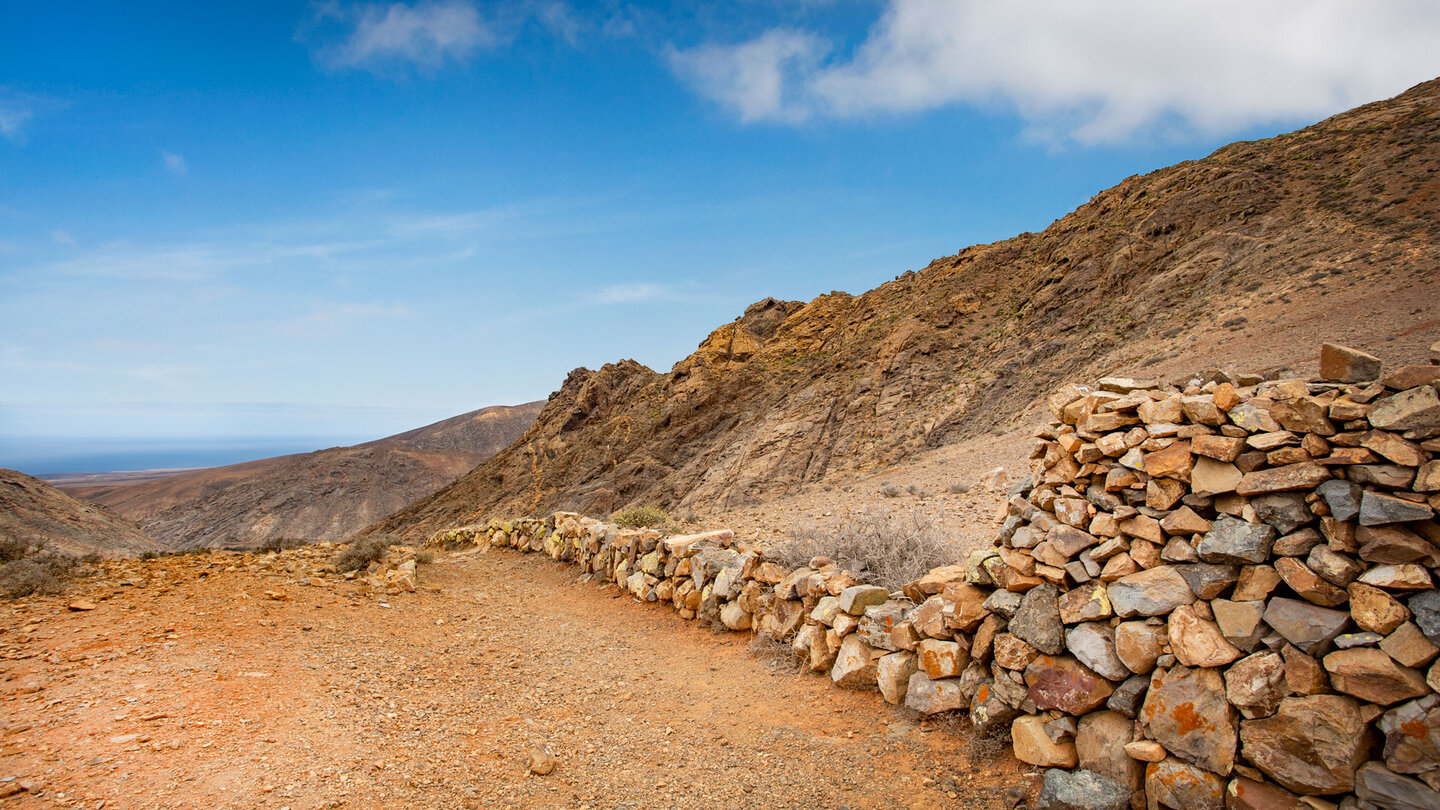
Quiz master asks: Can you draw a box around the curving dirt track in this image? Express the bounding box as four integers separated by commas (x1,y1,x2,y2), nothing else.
0,547,1023,809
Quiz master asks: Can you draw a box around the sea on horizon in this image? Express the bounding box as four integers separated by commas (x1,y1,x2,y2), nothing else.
0,436,370,478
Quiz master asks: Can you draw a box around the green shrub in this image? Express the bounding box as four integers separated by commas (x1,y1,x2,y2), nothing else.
610,505,670,529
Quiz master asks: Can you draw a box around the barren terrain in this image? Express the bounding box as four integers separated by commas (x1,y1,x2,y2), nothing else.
0,543,1023,809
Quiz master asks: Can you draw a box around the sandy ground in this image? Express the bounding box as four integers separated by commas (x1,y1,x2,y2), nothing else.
0,544,1026,809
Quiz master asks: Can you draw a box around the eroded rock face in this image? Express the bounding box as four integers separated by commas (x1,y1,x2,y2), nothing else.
1140,665,1237,776
1239,695,1370,795
1025,655,1115,715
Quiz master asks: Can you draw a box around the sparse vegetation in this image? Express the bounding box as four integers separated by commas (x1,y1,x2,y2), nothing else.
748,633,804,674
335,534,393,573
257,536,308,553
768,508,965,590
610,505,670,529
879,483,902,498
947,482,970,495
0,539,88,598
906,484,935,499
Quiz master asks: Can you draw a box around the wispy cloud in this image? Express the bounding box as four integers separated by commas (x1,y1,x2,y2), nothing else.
593,282,670,305
279,300,415,336
161,149,187,176
49,229,76,246
669,0,1440,144
0,102,33,143
309,0,499,74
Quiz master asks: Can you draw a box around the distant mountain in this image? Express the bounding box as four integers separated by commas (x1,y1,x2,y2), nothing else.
364,78,1440,542
1,468,160,558
62,402,544,549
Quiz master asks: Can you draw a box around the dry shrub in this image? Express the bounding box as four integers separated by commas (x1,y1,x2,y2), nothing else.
257,536,307,553
748,634,805,674
0,539,87,598
767,507,965,591
610,505,669,529
335,534,392,573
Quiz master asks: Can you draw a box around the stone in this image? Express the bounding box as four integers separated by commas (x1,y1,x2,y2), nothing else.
1115,621,1164,675
1059,582,1113,624
1077,710,1144,793
66,600,97,611
903,671,967,714
1146,440,1195,480
1236,464,1332,497
1369,386,1440,432
1226,651,1288,720
1025,655,1115,714
1108,674,1150,718
876,651,917,705
1192,457,1244,495
1109,566,1196,618
1231,402,1283,433
903,564,969,601
1360,525,1440,566
1148,477,1189,510
1359,491,1435,526
1167,603,1242,668
1050,524,1101,557
1264,598,1351,655
1383,639,1435,687
527,745,558,775
858,601,907,650
1349,583,1412,635
1320,343,1382,383
837,584,890,615
830,635,880,689
1379,695,1440,775
1013,714,1079,768
1234,565,1282,602
916,638,968,679
1194,434,1247,462
1056,497,1092,527
1354,761,1440,810
1252,493,1314,535
1281,645,1330,696
1125,740,1167,762
1362,429,1427,466
1334,630,1384,649
1161,506,1213,536
1011,584,1066,655
1274,558,1349,608
1197,517,1277,565
1178,563,1240,600
1122,514,1166,544
1066,622,1129,681
1306,546,1363,587
1213,599,1267,650
1161,536,1200,564
1274,527,1325,559
719,601,752,630
1225,778,1303,810
1141,664,1237,776
1316,479,1363,522
1239,694,1369,795
1417,460,1440,492
1323,647,1428,705
1145,759,1226,810
941,582,992,632
1358,564,1433,590
983,588,1024,619
1350,463,1418,488
1410,591,1440,644
993,632,1040,671
1036,768,1131,810
970,680,1020,734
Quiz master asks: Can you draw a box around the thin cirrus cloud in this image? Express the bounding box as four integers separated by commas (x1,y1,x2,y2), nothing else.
161,149,187,176
308,0,501,73
668,0,1440,144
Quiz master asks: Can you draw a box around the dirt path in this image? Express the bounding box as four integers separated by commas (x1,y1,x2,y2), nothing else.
0,546,1025,809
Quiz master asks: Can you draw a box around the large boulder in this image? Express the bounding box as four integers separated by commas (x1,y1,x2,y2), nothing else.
1011,584,1065,655
1108,567,1196,618
1140,665,1237,776
1238,694,1370,795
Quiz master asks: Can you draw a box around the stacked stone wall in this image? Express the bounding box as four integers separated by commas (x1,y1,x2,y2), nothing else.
431,342,1440,810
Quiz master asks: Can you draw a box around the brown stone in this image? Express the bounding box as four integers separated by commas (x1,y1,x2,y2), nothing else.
993,632,1039,671
1349,582,1412,635
1115,620,1165,676
1012,713,1078,768
1059,581,1113,624
1383,364,1440,390
1322,647,1429,705
1193,434,1246,462
1025,655,1115,714
1238,694,1369,795
1225,777,1302,810
1379,622,1440,669
1274,558,1349,608
1141,664,1237,776
1361,430,1426,467
1077,710,1145,794
916,638,968,679
1379,694,1440,776
1320,343,1382,383
1160,506,1213,536
1213,599,1267,651
1225,651,1288,720
1369,385,1440,432
1233,565,1282,602
1147,477,1188,510
1146,440,1194,481
1357,525,1440,567
1145,758,1226,810
1281,645,1330,695
1192,457,1244,495
1169,604,1242,668
1235,463,1332,497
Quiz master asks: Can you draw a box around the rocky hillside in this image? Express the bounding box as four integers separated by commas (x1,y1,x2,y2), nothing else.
369,79,1440,542
64,402,543,549
0,468,159,558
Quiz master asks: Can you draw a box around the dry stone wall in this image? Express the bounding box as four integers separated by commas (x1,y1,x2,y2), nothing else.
430,342,1440,810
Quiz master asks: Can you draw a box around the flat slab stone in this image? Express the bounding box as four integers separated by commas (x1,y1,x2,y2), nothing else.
1108,566,1195,618
1263,598,1350,655
1197,516,1277,564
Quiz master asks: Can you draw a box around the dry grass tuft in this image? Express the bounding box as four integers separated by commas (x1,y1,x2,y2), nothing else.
335,534,392,573
767,507,966,591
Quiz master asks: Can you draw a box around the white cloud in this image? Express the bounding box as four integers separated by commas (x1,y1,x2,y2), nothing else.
594,282,669,305
669,0,1440,143
161,150,187,176
0,102,32,142
280,301,415,336
50,229,76,246
315,0,498,73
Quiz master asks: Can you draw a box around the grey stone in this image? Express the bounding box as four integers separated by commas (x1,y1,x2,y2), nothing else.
1036,768,1130,810
1252,492,1315,534
1355,761,1440,810
982,588,1023,619
1263,597,1351,655
1106,674,1149,718
1010,583,1065,655
837,584,890,615
1065,622,1129,682
1317,479,1363,523
858,601,908,651
1197,516,1277,564
1380,695,1440,776
1177,563,1240,600
1107,566,1195,618
1409,590,1440,645
1369,385,1440,432
1076,711,1143,794
903,671,967,715
1360,491,1435,526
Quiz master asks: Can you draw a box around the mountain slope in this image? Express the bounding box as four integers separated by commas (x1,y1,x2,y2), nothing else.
1,468,160,558
64,402,544,549
369,79,1440,542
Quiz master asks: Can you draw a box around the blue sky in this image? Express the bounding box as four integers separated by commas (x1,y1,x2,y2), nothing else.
3,1,1438,466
